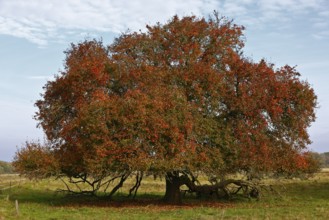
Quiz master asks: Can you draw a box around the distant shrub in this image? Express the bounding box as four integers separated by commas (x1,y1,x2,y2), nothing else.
320,152,329,168
0,161,14,174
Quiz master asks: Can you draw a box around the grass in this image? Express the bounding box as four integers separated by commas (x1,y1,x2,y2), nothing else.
1,171,329,219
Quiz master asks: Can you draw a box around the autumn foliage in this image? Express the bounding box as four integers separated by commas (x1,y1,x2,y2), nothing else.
13,13,318,203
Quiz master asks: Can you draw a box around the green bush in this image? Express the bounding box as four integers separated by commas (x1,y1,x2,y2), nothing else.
0,161,14,174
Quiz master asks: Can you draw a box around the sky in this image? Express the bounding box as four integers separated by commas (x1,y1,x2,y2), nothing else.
0,0,329,162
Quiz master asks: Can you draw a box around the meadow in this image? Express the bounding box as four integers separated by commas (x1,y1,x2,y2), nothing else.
0,170,329,219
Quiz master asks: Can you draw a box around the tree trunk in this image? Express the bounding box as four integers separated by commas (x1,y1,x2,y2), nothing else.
163,172,182,204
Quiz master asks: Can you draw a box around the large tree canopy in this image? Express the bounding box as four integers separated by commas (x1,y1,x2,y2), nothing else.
14,14,318,204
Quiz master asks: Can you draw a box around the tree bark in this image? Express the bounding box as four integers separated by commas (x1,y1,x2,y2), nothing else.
163,172,182,204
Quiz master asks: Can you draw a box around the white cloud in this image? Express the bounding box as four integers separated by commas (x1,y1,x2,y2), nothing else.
0,0,221,46
0,16,48,46
0,0,327,46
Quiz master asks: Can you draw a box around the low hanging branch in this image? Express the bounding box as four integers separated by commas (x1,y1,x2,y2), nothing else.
55,172,130,196
101,174,126,193
107,172,131,198
56,175,101,196
128,171,144,198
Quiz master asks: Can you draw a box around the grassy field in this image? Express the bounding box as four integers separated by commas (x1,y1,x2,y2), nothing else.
1,171,329,219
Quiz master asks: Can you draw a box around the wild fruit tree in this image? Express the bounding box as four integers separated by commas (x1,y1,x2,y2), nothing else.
13,13,318,204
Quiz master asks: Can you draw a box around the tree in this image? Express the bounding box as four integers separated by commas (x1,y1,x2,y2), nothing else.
13,141,58,178
13,13,318,204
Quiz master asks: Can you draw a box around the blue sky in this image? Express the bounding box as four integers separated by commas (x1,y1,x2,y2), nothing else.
0,0,328,161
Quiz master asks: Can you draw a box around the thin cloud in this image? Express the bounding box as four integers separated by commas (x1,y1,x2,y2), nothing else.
210,0,327,31
0,0,327,46
27,75,54,81
313,31,329,40
313,21,328,28
0,0,220,46
257,0,323,12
